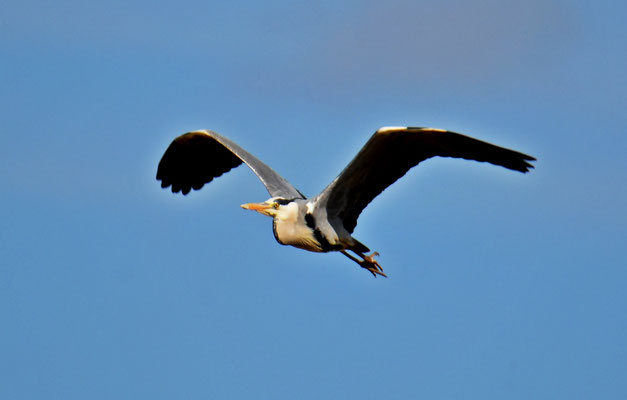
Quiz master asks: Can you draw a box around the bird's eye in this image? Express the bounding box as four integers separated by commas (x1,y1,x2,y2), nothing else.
273,202,280,209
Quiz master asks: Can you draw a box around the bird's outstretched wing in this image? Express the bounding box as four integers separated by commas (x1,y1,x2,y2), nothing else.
315,127,536,233
157,130,304,199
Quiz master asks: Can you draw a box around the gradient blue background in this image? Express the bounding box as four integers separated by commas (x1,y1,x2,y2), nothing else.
2,1,626,398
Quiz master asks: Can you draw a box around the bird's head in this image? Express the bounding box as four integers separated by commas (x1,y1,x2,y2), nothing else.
240,197,294,219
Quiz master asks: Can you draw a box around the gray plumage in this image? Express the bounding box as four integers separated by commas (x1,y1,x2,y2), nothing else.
157,127,535,277
157,130,304,199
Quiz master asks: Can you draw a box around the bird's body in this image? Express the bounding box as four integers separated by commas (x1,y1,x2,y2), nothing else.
271,199,333,252
264,198,365,253
157,126,535,277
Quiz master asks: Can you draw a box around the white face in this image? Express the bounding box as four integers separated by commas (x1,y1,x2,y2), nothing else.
240,197,295,219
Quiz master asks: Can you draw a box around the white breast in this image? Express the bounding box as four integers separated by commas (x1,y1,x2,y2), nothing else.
274,202,323,252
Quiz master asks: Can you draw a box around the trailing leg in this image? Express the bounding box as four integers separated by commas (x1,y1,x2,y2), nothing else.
340,250,387,278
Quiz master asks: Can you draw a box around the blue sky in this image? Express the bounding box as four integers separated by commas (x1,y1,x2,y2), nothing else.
2,0,626,398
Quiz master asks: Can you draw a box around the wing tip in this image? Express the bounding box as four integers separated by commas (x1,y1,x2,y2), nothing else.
518,153,537,173
514,157,536,173
157,180,204,195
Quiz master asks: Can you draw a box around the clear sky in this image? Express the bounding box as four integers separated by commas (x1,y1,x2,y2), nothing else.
2,0,626,398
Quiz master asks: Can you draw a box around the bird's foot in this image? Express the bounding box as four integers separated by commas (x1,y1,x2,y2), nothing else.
359,252,387,278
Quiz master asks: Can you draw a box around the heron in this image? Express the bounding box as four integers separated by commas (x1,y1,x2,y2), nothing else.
157,126,535,277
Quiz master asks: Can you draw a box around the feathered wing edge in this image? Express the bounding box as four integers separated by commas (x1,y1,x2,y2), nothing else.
157,130,305,199
315,127,536,233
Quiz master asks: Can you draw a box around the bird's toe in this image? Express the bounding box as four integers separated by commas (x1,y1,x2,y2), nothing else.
359,252,386,277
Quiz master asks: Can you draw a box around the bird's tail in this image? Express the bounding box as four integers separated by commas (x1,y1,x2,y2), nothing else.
350,238,370,253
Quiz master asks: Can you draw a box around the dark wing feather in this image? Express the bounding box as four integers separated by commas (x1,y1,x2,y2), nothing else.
157,130,304,199
316,127,535,233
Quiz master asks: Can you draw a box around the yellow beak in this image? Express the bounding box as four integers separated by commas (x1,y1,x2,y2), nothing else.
241,202,268,211
240,202,275,216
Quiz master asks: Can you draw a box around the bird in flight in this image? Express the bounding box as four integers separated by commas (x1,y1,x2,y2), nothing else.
157,126,535,277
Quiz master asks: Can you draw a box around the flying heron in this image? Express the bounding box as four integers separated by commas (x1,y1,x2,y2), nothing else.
157,126,535,277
